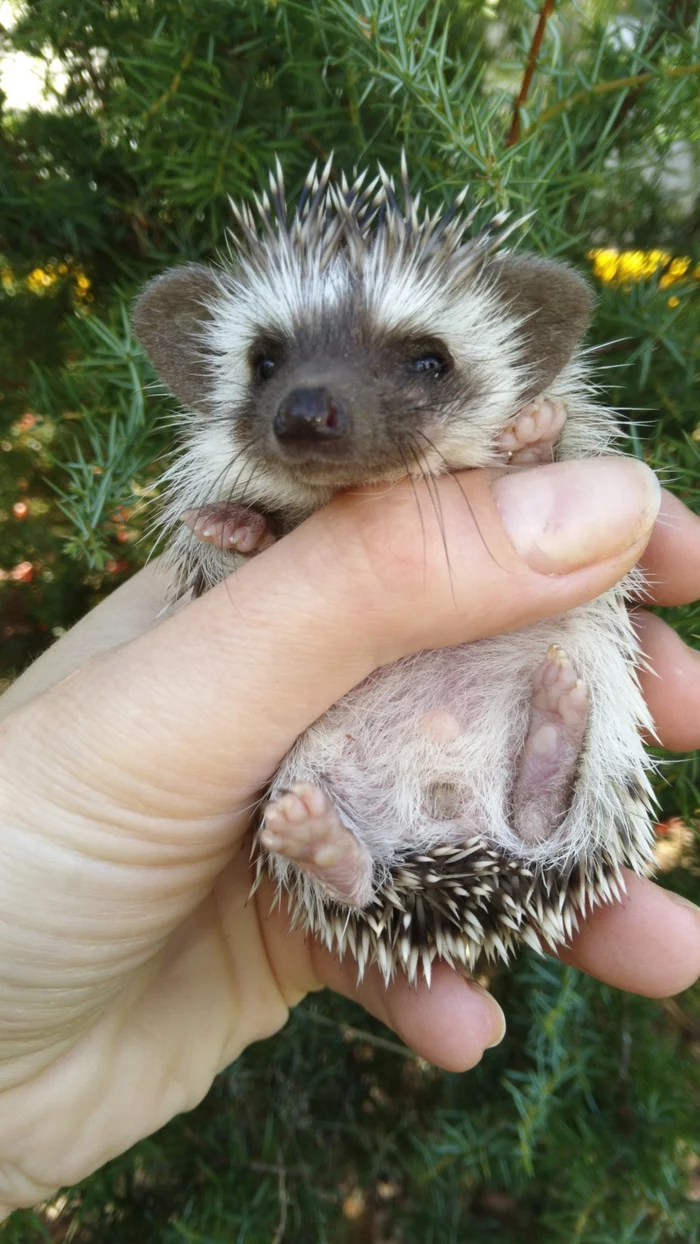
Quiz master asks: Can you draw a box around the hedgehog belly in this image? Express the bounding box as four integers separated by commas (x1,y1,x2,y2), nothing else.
254,591,656,983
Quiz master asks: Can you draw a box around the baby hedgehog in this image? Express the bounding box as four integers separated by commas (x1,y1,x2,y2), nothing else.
133,155,656,985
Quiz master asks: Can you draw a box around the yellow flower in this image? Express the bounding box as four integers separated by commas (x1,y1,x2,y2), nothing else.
660,257,691,289
587,249,698,298
70,267,92,299
26,266,58,294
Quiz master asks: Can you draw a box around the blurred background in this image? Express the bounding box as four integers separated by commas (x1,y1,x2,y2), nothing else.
0,0,698,1239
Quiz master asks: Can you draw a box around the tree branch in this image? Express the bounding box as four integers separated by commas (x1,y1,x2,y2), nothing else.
522,62,700,137
505,0,556,147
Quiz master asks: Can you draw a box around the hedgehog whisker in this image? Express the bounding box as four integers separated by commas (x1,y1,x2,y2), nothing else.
395,440,428,586
404,433,455,602
412,428,512,576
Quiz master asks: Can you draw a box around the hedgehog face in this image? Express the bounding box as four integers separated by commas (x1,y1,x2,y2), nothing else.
227,297,480,491
133,157,591,523
171,244,523,501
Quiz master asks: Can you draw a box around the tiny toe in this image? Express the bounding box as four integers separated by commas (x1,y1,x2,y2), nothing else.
230,525,256,552
259,828,281,851
181,507,229,546
260,820,306,860
518,412,538,441
559,679,589,727
277,792,309,824
262,805,287,832
532,644,579,707
542,398,567,438
495,426,520,452
289,782,330,817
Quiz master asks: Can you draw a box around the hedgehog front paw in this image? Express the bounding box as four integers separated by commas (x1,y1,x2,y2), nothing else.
512,644,589,845
261,783,374,908
181,502,276,554
496,395,567,464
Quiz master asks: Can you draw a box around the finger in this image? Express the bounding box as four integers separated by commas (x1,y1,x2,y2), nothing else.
254,883,505,1072
633,610,700,751
556,872,700,997
14,458,659,822
637,488,700,606
310,948,506,1073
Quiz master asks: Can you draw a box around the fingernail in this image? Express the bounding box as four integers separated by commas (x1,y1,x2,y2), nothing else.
466,980,506,1048
492,458,661,575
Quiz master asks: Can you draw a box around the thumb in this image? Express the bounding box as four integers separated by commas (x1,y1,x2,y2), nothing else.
0,456,658,1056
9,456,658,822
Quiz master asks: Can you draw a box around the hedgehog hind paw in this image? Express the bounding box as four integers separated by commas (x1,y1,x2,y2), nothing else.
512,644,589,845
261,782,374,909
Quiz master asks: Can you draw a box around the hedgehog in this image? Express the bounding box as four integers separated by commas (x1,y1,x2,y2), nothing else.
132,154,656,986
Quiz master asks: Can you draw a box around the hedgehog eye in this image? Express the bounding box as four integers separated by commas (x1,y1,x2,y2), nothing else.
411,351,449,377
255,356,277,382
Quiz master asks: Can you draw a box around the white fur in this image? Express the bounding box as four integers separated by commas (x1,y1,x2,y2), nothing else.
268,592,654,883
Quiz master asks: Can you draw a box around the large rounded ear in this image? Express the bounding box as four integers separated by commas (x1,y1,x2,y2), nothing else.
489,255,594,398
132,264,221,412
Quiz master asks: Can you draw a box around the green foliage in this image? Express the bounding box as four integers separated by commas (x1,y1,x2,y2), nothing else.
0,0,698,1239
3,959,700,1243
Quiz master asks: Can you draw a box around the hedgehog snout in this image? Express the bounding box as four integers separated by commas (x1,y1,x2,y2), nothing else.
273,386,351,449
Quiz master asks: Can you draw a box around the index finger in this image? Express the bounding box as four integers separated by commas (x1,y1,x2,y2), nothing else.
556,872,700,998
638,489,700,606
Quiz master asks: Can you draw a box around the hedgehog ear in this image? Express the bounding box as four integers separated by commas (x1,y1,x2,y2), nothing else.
489,255,593,398
132,264,221,412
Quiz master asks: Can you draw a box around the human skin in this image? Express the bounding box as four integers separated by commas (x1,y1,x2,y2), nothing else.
0,458,699,1216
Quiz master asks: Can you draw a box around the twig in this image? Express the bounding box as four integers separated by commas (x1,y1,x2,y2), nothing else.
522,62,700,137
506,0,556,147
143,48,194,120
302,1008,422,1060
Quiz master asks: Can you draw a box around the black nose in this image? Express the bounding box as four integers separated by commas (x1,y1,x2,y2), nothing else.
274,387,349,443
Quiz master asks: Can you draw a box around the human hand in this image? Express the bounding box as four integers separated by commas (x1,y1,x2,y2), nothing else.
0,457,698,1215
